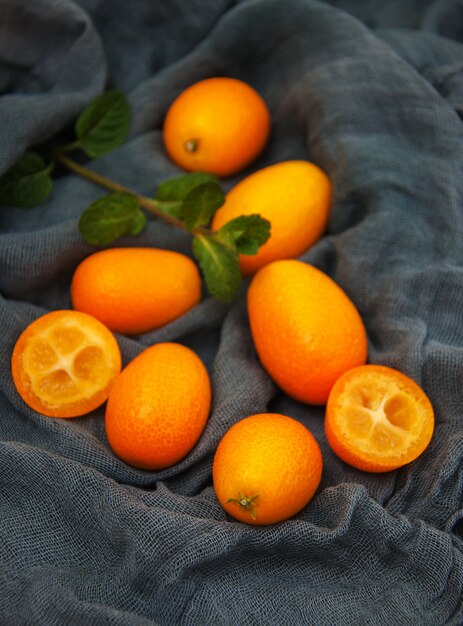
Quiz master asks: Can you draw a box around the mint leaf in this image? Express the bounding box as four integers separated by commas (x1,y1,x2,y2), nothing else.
0,151,53,208
79,192,141,245
75,90,131,158
192,234,241,303
128,209,147,236
216,214,271,255
155,172,220,202
155,173,224,226
182,182,225,230
155,200,184,219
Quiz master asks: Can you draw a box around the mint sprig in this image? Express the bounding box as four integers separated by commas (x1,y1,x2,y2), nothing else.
155,173,224,226
0,90,273,304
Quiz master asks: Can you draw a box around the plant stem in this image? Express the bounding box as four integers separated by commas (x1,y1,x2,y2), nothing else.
53,150,210,235
60,140,83,153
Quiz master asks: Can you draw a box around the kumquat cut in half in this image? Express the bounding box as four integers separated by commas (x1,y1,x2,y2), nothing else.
11,310,122,418
325,365,435,473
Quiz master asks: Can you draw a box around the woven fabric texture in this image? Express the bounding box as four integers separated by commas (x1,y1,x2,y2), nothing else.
1,0,463,623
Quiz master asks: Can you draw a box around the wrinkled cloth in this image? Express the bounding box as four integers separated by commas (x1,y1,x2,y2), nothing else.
1,0,463,623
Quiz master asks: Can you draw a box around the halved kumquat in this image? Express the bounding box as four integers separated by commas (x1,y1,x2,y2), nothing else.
11,310,121,418
325,364,434,472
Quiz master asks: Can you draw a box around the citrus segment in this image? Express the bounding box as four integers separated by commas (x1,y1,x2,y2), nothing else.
26,339,58,372
213,413,322,525
325,365,434,472
11,310,121,418
50,325,86,354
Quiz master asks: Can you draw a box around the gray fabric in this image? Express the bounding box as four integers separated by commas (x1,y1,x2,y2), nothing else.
1,0,463,623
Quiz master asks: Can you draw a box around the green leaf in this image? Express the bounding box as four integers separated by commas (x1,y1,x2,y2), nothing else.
155,172,220,202
155,199,184,219
79,192,141,245
216,214,271,255
75,90,131,158
155,173,224,227
192,234,241,303
128,209,147,236
182,182,225,230
0,151,53,208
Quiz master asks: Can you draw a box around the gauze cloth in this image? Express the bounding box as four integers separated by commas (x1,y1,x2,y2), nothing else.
1,0,463,623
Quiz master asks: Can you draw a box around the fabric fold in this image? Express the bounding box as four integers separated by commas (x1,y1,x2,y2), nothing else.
1,0,463,623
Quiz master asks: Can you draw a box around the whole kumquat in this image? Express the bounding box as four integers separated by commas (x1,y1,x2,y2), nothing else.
71,247,201,335
213,413,323,525
105,342,211,470
212,160,331,275
163,77,270,177
247,260,368,405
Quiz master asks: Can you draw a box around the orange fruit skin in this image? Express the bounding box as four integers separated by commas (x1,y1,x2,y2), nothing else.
325,364,435,472
11,310,122,418
212,160,332,276
71,247,201,335
105,342,211,470
212,413,322,525
247,260,368,405
163,77,270,177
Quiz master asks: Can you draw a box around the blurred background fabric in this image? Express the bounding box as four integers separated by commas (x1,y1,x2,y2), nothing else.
1,0,463,623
